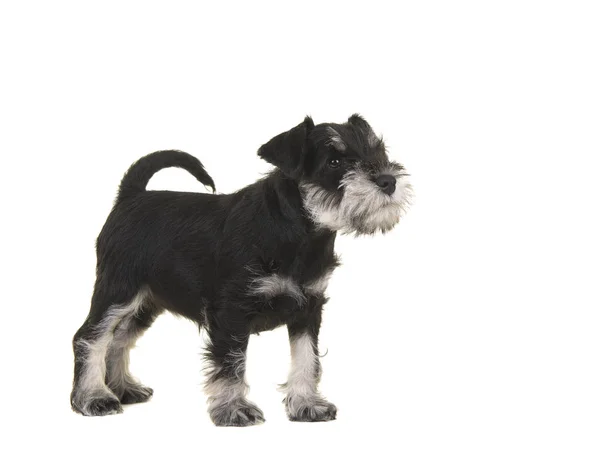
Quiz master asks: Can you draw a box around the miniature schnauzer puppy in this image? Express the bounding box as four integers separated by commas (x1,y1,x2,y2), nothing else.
70,114,412,426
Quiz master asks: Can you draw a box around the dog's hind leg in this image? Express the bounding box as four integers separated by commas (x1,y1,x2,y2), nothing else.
70,283,147,416
204,308,265,427
105,293,162,405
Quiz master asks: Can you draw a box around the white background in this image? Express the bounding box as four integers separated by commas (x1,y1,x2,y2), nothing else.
1,1,599,449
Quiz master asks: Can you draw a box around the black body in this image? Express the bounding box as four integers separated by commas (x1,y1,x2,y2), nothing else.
100,165,337,334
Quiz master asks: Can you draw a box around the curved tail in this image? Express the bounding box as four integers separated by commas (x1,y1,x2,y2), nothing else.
117,150,215,201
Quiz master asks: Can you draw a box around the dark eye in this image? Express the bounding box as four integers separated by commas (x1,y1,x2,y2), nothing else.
327,158,341,169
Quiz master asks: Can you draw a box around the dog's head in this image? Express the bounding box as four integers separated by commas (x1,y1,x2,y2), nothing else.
258,115,412,235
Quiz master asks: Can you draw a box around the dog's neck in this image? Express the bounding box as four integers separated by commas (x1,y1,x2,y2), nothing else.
264,170,332,238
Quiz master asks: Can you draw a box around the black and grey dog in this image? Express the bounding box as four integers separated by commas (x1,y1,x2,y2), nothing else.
70,114,412,426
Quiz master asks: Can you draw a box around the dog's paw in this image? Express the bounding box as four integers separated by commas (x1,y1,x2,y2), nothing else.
285,395,337,422
120,384,154,405
75,396,124,416
209,399,265,427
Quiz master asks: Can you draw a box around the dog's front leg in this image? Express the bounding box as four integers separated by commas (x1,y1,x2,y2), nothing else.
282,301,337,422
204,309,265,426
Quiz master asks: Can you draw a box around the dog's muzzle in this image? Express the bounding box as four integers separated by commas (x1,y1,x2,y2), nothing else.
301,163,412,235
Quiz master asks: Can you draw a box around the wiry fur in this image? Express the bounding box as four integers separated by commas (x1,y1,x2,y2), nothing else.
70,115,411,426
302,162,412,235
248,274,306,306
203,345,265,426
71,288,153,415
280,333,337,421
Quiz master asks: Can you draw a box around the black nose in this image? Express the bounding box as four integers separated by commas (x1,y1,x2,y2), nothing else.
375,174,396,195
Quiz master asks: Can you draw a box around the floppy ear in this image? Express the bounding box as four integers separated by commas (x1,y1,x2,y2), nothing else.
258,116,314,178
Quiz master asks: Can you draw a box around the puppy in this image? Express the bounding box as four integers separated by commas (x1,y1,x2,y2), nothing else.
70,114,412,426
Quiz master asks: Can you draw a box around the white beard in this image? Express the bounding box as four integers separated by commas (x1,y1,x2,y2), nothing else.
301,164,412,235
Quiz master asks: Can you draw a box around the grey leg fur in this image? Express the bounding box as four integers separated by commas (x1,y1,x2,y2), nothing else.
71,288,156,416
281,332,337,422
105,295,160,404
204,329,265,426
